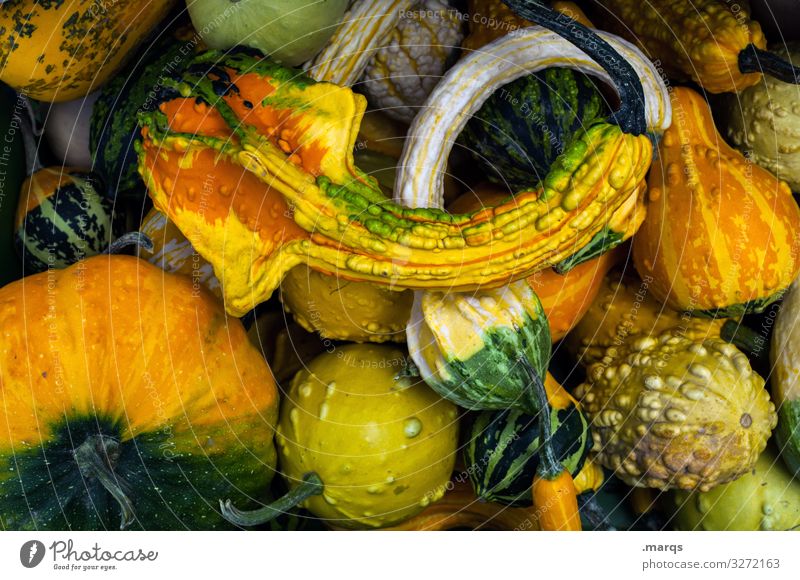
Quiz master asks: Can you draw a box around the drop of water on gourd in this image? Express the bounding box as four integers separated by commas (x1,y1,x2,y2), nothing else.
404,417,422,438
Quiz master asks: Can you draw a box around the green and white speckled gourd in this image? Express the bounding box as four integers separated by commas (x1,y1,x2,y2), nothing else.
575,329,776,491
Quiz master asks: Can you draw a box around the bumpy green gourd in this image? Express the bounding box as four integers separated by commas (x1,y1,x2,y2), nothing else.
575,329,776,491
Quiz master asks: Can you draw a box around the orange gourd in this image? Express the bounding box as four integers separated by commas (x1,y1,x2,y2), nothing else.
633,86,800,317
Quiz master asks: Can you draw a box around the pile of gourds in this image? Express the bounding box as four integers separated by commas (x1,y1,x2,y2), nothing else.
1,0,800,532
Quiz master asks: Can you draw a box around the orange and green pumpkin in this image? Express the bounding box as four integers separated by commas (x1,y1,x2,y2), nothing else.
0,0,178,102
0,255,279,530
633,87,800,317
14,167,118,274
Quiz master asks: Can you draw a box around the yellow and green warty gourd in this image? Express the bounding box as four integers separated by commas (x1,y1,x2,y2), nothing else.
575,329,776,491
136,24,670,317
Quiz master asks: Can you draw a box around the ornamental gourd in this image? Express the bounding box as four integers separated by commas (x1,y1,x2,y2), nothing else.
465,374,590,506
280,265,413,343
0,256,279,530
633,87,800,317
459,67,609,192
136,3,671,317
770,277,800,478
590,0,800,93
222,344,459,529
0,0,178,102
0,83,25,286
575,329,777,491
723,43,800,192
15,168,119,274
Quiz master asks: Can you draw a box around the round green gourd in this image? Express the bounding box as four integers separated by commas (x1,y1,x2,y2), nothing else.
465,399,590,506
670,450,800,531
14,168,118,274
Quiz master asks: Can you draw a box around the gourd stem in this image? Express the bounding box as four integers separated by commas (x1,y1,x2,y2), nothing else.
73,435,136,530
501,0,647,135
518,357,561,480
739,44,800,84
220,472,324,526
105,232,154,255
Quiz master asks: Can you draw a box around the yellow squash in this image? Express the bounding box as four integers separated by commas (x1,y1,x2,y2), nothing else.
275,344,459,529
280,265,413,343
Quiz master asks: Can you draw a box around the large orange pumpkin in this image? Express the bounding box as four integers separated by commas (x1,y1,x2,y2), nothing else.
0,255,278,530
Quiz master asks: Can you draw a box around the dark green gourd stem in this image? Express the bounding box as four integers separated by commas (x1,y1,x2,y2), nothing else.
220,472,324,526
739,44,800,84
105,232,154,255
519,356,562,480
501,0,647,136
73,435,136,530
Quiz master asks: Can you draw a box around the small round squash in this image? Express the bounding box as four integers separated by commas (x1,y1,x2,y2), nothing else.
0,255,279,530
276,344,459,529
